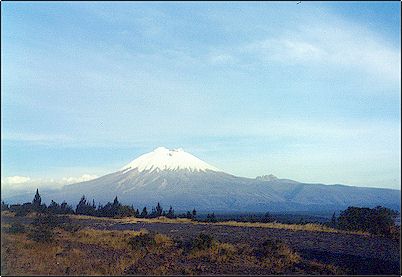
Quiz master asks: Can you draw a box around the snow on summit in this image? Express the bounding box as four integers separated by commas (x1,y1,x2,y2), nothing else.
121,147,220,172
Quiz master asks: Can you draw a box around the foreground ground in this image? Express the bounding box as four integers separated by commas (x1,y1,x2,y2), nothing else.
1,214,400,275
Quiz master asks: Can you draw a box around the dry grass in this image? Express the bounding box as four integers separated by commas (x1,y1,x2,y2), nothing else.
1,211,15,217
67,228,142,249
154,233,174,247
256,239,301,273
1,222,346,276
2,212,367,235
2,233,70,275
1,228,145,276
70,212,369,236
304,260,345,275
71,214,191,223
214,221,343,233
69,214,368,235
189,241,237,263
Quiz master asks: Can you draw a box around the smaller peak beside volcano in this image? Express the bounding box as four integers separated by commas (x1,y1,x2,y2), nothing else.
121,147,220,173
256,174,278,181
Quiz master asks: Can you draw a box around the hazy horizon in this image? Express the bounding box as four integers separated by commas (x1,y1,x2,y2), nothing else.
1,2,401,195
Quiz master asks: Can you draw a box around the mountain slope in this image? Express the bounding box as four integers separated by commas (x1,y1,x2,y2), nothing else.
48,169,287,211
5,147,401,212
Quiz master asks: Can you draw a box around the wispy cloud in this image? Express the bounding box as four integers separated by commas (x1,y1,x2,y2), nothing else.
233,16,401,84
4,176,31,185
208,53,236,65
244,38,326,64
1,174,98,195
2,132,73,145
60,174,98,184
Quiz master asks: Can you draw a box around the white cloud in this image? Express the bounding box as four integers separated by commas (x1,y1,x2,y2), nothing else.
239,18,401,84
61,174,98,184
4,176,31,184
208,53,236,65
245,38,326,64
214,117,400,143
2,132,73,144
1,174,99,195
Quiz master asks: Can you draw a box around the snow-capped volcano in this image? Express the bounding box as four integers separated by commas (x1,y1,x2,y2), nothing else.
12,147,398,213
121,147,220,173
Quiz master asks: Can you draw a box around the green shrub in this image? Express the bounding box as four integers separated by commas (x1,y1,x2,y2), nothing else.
28,214,55,243
8,223,26,234
14,204,31,217
255,239,300,273
128,233,156,250
28,225,54,243
337,206,398,237
389,225,400,243
61,222,80,233
191,233,214,250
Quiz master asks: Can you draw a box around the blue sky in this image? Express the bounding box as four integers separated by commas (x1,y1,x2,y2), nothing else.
1,1,400,193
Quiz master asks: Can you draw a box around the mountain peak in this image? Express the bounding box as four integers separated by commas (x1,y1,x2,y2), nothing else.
153,146,180,152
121,147,220,173
256,174,278,181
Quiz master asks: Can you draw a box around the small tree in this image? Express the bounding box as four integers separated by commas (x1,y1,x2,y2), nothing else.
192,208,197,218
1,201,9,211
263,212,275,223
75,195,96,216
113,196,119,206
166,206,175,219
156,202,163,217
60,201,74,214
330,212,337,228
32,188,42,212
76,195,87,214
149,207,157,218
207,213,217,223
111,196,121,217
117,205,136,217
140,207,148,218
47,200,60,214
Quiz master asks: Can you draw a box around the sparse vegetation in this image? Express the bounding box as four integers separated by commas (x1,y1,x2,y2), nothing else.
28,214,56,243
28,227,54,243
191,233,214,250
128,232,156,250
337,206,398,237
1,201,9,212
7,223,26,234
1,189,399,275
2,210,400,275
255,239,301,273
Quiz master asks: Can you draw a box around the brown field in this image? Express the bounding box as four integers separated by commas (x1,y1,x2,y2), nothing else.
1,213,400,275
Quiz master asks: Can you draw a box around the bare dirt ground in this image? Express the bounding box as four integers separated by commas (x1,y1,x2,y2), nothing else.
2,215,400,275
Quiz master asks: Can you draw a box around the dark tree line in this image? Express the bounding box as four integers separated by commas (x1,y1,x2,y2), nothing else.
3,189,49,216
1,189,199,220
334,206,398,237
2,189,398,239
